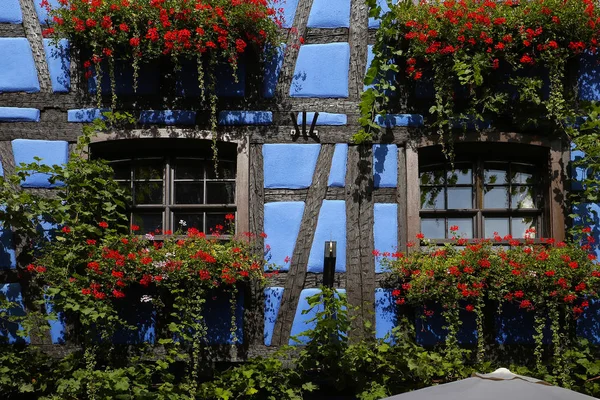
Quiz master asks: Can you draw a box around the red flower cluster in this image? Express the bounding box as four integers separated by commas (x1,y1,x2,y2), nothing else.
397,0,600,78
45,0,282,72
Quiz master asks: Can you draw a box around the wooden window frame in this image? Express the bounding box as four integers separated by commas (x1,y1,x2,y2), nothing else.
88,130,250,234
405,132,568,244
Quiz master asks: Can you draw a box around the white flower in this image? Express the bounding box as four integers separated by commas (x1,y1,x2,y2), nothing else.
179,219,187,227
140,295,153,303
145,233,155,240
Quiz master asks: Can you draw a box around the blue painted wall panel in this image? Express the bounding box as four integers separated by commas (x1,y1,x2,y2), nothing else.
44,295,65,344
374,203,397,273
572,203,600,260
67,108,108,123
578,298,600,344
376,114,424,128
328,144,348,187
276,0,300,28
264,287,284,346
416,304,477,346
364,45,375,91
0,107,40,122
263,44,285,98
307,0,350,28
204,290,244,345
307,200,346,273
368,0,393,28
0,0,23,23
496,303,550,344
0,38,40,93
139,110,196,126
290,43,350,98
0,227,17,270
571,141,586,191
43,39,70,93
0,283,29,344
34,0,60,23
176,58,245,97
296,112,347,126
579,53,600,101
375,288,396,340
89,59,160,96
289,289,346,345
373,144,397,188
263,144,320,189
12,139,69,188
264,202,305,270
218,111,273,126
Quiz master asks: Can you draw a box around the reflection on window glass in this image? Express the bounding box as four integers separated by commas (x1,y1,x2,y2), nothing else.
420,169,445,186
174,160,203,179
512,217,536,238
484,187,509,208
421,186,444,209
447,187,472,209
484,217,509,238
421,218,445,238
174,213,204,231
447,218,473,238
484,167,507,185
135,160,163,180
134,182,163,204
206,213,228,233
175,182,204,204
206,162,236,179
206,182,235,204
511,186,535,209
447,167,472,185
133,213,163,233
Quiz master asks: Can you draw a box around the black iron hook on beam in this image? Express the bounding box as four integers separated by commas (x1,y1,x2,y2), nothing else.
290,110,319,137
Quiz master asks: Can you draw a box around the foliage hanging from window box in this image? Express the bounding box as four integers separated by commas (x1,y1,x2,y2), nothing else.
0,130,272,398
357,0,600,145
379,228,599,385
42,0,282,123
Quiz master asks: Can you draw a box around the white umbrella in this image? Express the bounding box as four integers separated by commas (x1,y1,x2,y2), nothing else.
382,368,598,400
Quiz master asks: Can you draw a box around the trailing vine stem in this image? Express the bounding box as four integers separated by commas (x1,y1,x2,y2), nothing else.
432,65,455,162
442,303,460,352
474,297,484,364
84,345,98,400
95,55,103,111
208,54,219,178
197,57,205,103
549,304,562,380
188,290,206,397
229,286,239,345
132,28,140,94
560,308,574,388
533,312,545,373
108,57,117,110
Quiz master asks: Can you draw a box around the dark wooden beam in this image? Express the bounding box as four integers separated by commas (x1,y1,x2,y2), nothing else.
397,146,408,252
246,144,265,347
270,144,335,346
345,145,376,340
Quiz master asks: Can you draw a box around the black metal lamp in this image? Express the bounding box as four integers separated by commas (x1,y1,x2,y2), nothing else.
323,241,336,288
